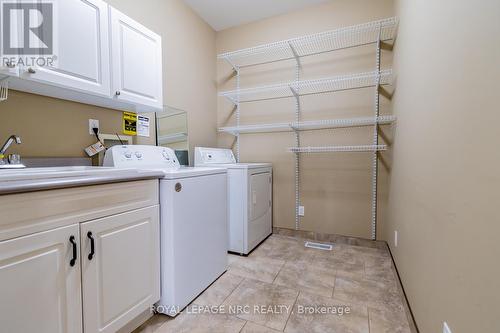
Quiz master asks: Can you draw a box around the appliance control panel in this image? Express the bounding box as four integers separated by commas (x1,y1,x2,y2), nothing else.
103,145,180,169
194,147,236,166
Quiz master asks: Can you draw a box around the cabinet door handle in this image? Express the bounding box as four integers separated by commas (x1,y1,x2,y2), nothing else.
87,232,95,260
69,236,77,267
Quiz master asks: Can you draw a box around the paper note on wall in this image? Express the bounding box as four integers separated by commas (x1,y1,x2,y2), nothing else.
137,115,150,137
123,112,137,135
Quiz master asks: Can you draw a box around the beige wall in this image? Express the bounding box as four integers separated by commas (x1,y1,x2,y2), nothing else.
0,0,217,163
216,0,395,238
0,91,123,157
384,0,500,332
1,1,498,331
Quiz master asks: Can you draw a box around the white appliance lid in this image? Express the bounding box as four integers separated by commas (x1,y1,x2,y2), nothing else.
160,167,227,179
196,147,236,164
203,163,272,170
195,147,271,169
104,145,181,170
104,145,227,178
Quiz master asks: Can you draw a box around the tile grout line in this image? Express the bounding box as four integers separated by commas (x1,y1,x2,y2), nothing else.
238,320,248,333
283,291,300,332
221,276,246,310
331,274,336,298
368,308,371,333
271,258,287,284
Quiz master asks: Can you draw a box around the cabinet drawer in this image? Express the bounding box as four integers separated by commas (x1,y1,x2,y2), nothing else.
0,180,158,241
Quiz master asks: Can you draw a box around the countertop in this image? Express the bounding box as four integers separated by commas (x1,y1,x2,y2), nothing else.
0,166,164,195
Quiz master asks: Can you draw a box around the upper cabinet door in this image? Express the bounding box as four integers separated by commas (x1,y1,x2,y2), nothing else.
0,224,82,333
110,8,163,109
20,0,111,97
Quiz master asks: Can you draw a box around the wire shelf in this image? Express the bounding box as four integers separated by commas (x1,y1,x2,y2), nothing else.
288,145,388,153
219,70,392,104
219,115,395,135
219,122,291,135
218,17,398,68
292,115,395,131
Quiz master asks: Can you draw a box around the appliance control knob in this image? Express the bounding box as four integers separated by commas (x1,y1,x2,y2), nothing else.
135,152,143,158
124,152,132,159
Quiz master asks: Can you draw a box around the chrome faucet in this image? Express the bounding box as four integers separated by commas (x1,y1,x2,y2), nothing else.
0,135,25,168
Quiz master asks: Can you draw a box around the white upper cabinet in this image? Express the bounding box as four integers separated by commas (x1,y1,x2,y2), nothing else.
20,0,111,97
110,8,163,109
2,1,163,111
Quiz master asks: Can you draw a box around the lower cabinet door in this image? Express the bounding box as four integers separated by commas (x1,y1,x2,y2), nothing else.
0,224,83,333
80,205,160,333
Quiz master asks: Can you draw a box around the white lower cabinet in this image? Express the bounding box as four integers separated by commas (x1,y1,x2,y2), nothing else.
0,204,160,333
80,206,160,333
0,224,83,333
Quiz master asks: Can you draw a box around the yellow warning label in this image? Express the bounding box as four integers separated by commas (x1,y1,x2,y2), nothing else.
123,112,137,136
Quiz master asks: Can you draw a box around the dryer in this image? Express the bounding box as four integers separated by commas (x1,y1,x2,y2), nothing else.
195,147,272,255
104,145,227,316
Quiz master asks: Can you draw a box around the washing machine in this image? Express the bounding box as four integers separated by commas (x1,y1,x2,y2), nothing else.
104,145,227,316
194,147,272,255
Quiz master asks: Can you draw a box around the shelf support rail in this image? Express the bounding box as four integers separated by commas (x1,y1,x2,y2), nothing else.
291,52,302,230
236,67,241,162
370,24,383,241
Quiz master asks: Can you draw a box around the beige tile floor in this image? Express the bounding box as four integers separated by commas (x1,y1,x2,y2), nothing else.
133,234,414,333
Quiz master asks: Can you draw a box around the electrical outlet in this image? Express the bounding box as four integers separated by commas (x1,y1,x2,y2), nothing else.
394,230,399,247
298,206,305,216
89,119,100,135
443,322,452,333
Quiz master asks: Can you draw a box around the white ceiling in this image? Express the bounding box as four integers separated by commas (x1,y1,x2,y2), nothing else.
183,0,330,31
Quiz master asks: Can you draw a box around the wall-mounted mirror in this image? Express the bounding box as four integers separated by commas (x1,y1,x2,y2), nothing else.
156,106,189,165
